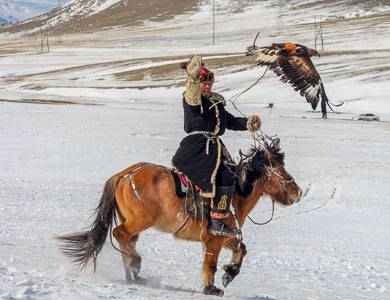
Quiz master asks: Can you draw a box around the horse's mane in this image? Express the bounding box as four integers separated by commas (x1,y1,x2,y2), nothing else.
233,143,285,198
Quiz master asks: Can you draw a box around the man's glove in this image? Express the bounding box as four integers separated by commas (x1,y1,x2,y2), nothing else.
247,115,261,132
183,55,203,106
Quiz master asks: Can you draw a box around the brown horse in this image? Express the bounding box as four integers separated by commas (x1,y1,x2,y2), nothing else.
58,142,302,297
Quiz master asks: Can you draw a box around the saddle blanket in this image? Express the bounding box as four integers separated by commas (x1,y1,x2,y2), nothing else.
172,172,209,219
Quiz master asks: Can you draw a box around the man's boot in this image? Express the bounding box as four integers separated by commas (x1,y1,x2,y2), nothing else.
208,185,237,236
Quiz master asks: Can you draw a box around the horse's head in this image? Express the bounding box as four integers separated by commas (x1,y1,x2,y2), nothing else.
235,140,302,206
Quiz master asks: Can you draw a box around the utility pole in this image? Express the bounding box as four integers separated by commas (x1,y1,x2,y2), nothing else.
40,23,49,53
277,0,284,36
314,15,324,50
268,103,274,115
212,0,215,44
56,0,62,44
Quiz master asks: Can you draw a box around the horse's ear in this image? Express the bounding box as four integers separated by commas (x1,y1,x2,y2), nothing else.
271,138,280,149
238,149,245,164
262,142,271,159
238,165,247,187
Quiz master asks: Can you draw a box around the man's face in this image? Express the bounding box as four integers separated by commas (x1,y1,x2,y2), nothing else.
200,81,213,98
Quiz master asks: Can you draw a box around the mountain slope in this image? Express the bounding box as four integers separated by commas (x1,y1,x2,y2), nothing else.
0,0,61,24
0,0,201,34
1,0,389,37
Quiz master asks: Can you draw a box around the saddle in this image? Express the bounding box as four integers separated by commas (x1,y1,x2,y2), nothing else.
171,171,210,219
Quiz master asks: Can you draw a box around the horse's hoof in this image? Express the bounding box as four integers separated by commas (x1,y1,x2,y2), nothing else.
134,276,147,286
203,285,224,297
126,275,147,286
222,273,232,288
222,264,240,287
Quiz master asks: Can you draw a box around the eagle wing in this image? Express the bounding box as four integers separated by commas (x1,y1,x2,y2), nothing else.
246,44,282,69
277,54,325,110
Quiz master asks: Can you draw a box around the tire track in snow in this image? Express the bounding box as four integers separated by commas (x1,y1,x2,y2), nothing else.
271,175,342,221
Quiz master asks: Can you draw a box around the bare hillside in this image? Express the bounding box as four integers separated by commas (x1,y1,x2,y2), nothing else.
2,0,388,36
0,0,200,35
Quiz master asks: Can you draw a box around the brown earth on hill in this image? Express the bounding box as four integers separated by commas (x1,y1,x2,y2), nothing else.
293,0,389,10
1,0,388,37
0,0,200,35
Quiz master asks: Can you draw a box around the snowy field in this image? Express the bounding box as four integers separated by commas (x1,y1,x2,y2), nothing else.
1,1,390,299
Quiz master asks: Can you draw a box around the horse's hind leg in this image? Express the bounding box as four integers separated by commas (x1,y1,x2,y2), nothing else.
113,224,144,284
221,238,247,287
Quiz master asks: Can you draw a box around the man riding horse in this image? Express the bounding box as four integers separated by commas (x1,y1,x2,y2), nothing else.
172,55,261,236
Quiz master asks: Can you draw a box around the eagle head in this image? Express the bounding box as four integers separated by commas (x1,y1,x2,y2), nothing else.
307,47,321,57
284,43,297,51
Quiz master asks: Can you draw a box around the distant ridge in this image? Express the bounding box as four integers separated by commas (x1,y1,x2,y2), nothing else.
0,14,18,24
0,1,60,25
0,0,388,36
0,17,10,24
0,0,200,35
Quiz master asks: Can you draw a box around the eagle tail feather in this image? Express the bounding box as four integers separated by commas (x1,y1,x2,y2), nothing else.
305,94,318,109
311,99,318,110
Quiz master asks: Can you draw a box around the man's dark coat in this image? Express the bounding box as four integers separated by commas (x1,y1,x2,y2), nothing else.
172,92,248,197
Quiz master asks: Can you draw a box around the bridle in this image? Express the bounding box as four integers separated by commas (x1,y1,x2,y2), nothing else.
265,164,295,192
246,161,297,227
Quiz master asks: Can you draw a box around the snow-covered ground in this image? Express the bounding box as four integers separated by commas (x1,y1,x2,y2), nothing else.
1,2,390,299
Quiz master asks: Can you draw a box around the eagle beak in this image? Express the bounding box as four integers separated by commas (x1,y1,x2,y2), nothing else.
316,51,321,57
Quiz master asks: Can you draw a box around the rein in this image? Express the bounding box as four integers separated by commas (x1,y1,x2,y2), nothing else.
247,201,275,225
245,159,296,226
209,66,269,111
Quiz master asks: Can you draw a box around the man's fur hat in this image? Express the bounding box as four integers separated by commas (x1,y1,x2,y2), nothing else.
199,66,214,83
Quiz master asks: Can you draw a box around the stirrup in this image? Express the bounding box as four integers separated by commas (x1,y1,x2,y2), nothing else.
208,223,237,236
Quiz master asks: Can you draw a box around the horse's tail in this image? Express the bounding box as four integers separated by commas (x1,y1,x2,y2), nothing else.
57,175,120,271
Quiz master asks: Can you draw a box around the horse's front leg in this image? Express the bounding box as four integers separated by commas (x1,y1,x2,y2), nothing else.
221,237,247,287
202,237,224,297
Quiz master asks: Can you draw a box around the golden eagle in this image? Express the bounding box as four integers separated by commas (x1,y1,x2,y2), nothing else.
246,39,342,118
